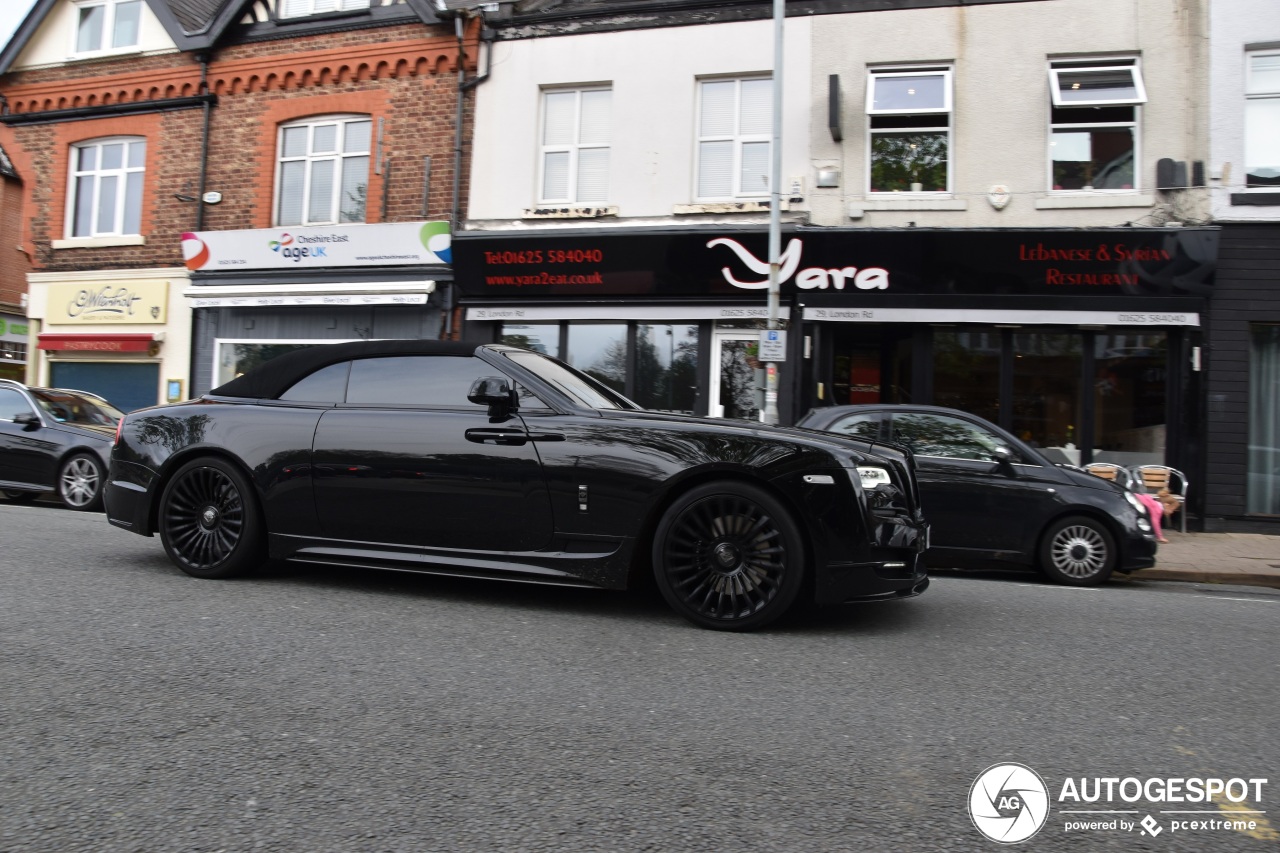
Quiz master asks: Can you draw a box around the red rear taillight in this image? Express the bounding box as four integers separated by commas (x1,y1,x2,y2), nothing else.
114,417,124,447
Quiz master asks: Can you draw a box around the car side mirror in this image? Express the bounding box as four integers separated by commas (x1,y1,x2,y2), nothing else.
13,412,39,429
468,376,519,419
993,444,1016,474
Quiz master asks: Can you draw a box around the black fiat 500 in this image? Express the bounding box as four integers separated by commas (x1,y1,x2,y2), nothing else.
105,340,929,630
797,404,1157,586
0,379,121,511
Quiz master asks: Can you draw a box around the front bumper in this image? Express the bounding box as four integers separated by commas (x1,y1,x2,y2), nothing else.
814,515,930,605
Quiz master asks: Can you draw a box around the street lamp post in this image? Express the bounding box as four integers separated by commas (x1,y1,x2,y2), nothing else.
763,0,784,426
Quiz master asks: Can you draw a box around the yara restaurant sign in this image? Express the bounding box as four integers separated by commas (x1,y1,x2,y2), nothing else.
707,237,890,291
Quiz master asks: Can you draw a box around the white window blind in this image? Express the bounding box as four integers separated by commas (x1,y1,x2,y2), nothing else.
696,77,771,200
539,88,611,204
275,116,372,226
68,137,146,238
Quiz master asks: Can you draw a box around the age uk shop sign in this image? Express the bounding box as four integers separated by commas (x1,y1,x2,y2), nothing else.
181,222,452,271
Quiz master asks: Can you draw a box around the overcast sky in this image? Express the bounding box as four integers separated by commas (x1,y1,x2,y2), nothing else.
1,0,39,53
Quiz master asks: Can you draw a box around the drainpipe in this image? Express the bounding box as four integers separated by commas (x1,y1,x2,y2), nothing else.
195,53,211,232
446,10,491,339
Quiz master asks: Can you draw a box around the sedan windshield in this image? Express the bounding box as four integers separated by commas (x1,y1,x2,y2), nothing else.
505,350,639,410
31,389,124,426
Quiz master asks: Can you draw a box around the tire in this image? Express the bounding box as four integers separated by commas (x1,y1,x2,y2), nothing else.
652,481,806,631
2,489,39,504
1039,515,1116,586
158,457,266,580
58,453,105,512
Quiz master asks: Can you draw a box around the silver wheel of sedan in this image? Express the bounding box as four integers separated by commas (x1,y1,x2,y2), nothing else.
58,454,104,511
1039,515,1115,586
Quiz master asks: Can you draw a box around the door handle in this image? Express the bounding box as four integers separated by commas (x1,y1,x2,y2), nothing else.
524,432,565,442
465,428,528,446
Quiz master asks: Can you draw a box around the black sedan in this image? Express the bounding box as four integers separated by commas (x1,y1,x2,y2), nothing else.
0,379,121,511
796,404,1158,585
105,340,929,630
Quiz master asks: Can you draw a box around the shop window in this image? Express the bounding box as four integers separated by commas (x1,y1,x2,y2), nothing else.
1092,333,1166,469
1012,333,1083,463
1245,51,1280,189
73,0,141,55
540,88,611,205
696,77,772,200
634,324,698,414
1249,325,1280,515
1048,58,1145,191
566,324,627,395
932,330,1000,426
866,67,951,194
500,323,561,358
279,0,370,18
68,137,146,238
275,115,371,226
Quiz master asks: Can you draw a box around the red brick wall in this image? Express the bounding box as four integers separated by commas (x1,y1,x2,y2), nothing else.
0,174,31,309
0,19,477,273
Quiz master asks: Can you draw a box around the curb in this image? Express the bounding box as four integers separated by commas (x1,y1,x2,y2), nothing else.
1132,569,1280,590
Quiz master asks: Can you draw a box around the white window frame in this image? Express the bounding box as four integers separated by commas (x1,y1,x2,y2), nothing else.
537,86,612,205
1047,58,1144,193
1244,49,1280,192
865,66,953,195
70,0,143,57
65,136,146,239
279,0,371,19
273,114,372,227
1049,64,1147,108
694,76,773,201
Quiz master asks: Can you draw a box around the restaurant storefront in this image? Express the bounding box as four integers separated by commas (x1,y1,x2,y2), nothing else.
0,312,28,382
182,222,452,395
454,225,1217,476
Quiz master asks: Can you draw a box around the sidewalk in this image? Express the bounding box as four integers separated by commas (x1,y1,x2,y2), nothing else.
1131,530,1280,589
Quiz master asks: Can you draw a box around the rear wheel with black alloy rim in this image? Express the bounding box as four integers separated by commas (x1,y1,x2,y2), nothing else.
58,453,105,511
653,481,806,631
159,457,266,579
1039,515,1115,586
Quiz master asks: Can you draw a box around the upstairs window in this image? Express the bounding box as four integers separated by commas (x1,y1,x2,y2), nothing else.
1048,58,1146,191
1245,51,1280,189
279,0,370,18
540,87,611,205
275,115,371,226
866,67,952,194
696,77,772,200
68,137,146,238
74,0,141,55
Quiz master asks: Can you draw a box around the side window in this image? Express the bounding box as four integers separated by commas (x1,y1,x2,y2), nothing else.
276,115,371,226
0,388,35,420
279,361,351,403
891,413,1008,461
827,412,882,440
344,356,499,408
69,137,146,237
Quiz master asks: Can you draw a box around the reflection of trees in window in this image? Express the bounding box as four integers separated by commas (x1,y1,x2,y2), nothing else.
231,344,314,378
587,340,628,394
720,340,759,420
893,415,1001,460
635,325,698,413
870,132,948,192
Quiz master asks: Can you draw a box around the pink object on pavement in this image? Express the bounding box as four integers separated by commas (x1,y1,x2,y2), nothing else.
1134,492,1166,542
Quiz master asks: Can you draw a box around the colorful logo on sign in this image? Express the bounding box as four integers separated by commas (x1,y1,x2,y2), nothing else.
181,232,210,271
421,221,451,263
268,233,295,252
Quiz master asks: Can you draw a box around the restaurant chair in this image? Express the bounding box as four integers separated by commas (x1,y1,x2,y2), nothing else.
1084,462,1134,490
1129,465,1189,533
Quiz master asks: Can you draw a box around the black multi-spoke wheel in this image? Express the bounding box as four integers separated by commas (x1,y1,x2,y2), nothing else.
159,457,265,579
1039,515,1115,586
653,482,805,631
58,453,104,511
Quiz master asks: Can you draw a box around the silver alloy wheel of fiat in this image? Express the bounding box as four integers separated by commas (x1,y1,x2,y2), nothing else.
58,454,103,510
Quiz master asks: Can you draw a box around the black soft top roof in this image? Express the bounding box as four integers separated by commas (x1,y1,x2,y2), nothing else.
209,339,485,400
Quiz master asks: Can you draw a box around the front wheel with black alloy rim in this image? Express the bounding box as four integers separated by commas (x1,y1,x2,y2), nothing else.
158,457,266,579
652,481,806,631
1039,515,1116,586
58,453,105,511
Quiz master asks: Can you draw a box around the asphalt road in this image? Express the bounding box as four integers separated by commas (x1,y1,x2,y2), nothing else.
2,502,1277,853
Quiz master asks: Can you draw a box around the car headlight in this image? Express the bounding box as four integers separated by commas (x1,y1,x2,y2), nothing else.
857,466,907,512
1123,491,1145,513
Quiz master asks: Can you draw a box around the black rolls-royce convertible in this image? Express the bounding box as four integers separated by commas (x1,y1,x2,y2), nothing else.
105,340,929,630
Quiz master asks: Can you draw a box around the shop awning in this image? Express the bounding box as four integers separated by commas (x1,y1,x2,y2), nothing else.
37,333,160,352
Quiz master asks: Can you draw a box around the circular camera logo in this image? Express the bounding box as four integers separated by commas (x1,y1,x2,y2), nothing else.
969,763,1051,844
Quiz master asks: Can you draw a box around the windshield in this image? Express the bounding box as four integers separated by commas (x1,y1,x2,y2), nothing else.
31,389,124,426
505,351,640,410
